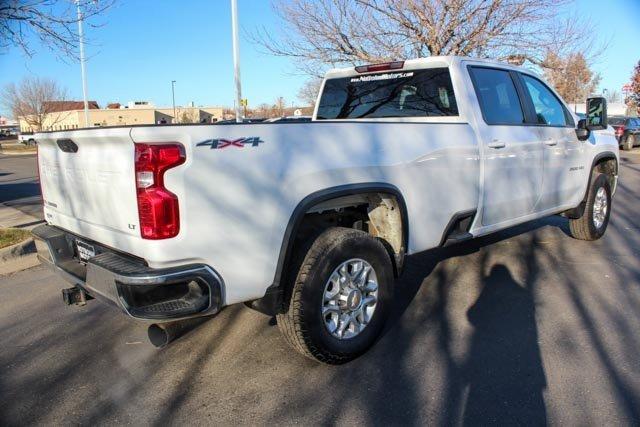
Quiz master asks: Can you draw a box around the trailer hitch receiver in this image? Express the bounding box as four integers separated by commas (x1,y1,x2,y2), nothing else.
62,286,93,306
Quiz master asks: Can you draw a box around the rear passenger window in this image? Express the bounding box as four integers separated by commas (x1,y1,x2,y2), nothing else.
521,74,569,126
469,67,525,125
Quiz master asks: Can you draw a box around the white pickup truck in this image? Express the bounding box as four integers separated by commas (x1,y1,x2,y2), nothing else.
33,56,618,364
18,132,37,145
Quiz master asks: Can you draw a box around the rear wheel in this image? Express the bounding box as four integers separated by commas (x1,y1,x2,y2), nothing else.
622,135,634,151
277,227,393,364
569,172,612,241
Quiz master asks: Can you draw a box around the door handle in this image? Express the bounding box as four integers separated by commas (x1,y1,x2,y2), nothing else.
487,140,506,149
543,139,558,146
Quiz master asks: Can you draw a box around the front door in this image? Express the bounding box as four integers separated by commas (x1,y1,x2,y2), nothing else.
468,66,544,227
518,73,587,211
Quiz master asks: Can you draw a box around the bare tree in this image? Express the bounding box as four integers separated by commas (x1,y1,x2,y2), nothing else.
0,0,114,58
605,89,621,104
543,52,600,104
274,96,286,117
176,108,199,124
222,107,235,120
547,54,600,103
1,77,68,131
252,103,270,118
298,78,322,107
254,0,598,75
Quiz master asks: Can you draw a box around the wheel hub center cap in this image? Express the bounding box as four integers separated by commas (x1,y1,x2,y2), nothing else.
323,258,379,340
347,289,362,310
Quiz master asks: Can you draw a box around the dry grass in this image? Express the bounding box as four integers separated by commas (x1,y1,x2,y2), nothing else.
0,228,32,249
0,141,37,153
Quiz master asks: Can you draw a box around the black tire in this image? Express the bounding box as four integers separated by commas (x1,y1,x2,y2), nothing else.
622,135,633,151
277,227,393,364
569,172,612,241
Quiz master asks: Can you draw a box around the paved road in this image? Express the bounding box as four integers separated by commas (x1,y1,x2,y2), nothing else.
1,151,640,425
0,153,43,221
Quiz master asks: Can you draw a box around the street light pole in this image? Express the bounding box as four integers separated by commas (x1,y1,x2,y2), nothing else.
76,0,89,128
171,80,176,124
230,0,243,123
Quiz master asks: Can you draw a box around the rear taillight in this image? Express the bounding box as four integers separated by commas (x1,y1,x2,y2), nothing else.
355,61,404,73
134,143,185,239
615,126,625,137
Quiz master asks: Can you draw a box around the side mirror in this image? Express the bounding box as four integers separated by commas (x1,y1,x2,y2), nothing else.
575,119,590,141
586,96,607,130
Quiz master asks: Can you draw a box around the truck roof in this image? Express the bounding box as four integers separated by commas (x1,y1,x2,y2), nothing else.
323,55,539,80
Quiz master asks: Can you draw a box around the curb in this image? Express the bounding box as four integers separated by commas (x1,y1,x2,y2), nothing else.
0,203,44,229
0,150,38,156
0,237,36,262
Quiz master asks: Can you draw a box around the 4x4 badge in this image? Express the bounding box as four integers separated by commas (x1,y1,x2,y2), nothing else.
196,137,264,149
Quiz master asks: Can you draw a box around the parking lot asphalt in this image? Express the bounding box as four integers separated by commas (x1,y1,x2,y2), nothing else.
1,151,639,425
0,153,43,222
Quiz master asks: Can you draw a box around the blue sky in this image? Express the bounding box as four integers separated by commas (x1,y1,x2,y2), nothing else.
0,0,638,116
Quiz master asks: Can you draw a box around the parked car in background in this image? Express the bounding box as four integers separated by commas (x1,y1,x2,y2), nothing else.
610,116,640,150
18,132,37,145
0,127,19,138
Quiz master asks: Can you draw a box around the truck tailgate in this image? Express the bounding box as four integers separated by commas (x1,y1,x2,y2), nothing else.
37,128,140,240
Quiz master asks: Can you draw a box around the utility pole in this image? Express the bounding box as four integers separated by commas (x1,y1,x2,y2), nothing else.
76,0,89,128
171,80,177,123
231,0,243,123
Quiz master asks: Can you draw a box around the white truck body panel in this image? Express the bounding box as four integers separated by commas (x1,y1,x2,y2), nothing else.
35,56,619,307
38,121,481,304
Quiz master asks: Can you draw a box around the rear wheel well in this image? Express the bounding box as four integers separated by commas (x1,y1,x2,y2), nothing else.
290,192,406,277
246,189,407,316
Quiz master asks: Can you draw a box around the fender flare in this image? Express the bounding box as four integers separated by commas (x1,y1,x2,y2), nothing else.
271,182,409,289
584,151,618,199
565,151,618,219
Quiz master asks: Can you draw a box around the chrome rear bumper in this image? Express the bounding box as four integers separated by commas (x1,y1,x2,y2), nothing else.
32,224,223,321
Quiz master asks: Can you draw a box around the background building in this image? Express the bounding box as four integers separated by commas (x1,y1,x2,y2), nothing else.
18,101,224,132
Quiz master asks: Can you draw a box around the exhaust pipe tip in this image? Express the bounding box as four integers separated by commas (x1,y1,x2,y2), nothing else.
148,323,171,348
147,317,210,348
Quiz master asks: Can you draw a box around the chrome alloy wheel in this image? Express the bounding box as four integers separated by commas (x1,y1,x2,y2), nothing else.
322,259,379,340
593,186,608,229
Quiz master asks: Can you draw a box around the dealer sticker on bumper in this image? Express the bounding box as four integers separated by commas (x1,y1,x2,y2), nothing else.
76,240,95,263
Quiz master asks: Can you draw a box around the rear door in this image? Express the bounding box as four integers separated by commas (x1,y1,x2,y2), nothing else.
517,73,587,210
468,66,544,226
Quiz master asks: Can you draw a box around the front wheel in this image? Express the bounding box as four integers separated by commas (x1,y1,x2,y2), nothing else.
277,227,393,364
569,172,612,241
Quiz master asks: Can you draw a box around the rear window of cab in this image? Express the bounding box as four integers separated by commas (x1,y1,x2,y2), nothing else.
316,68,458,120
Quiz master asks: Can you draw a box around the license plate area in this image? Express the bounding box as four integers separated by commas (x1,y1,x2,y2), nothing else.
76,240,96,263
